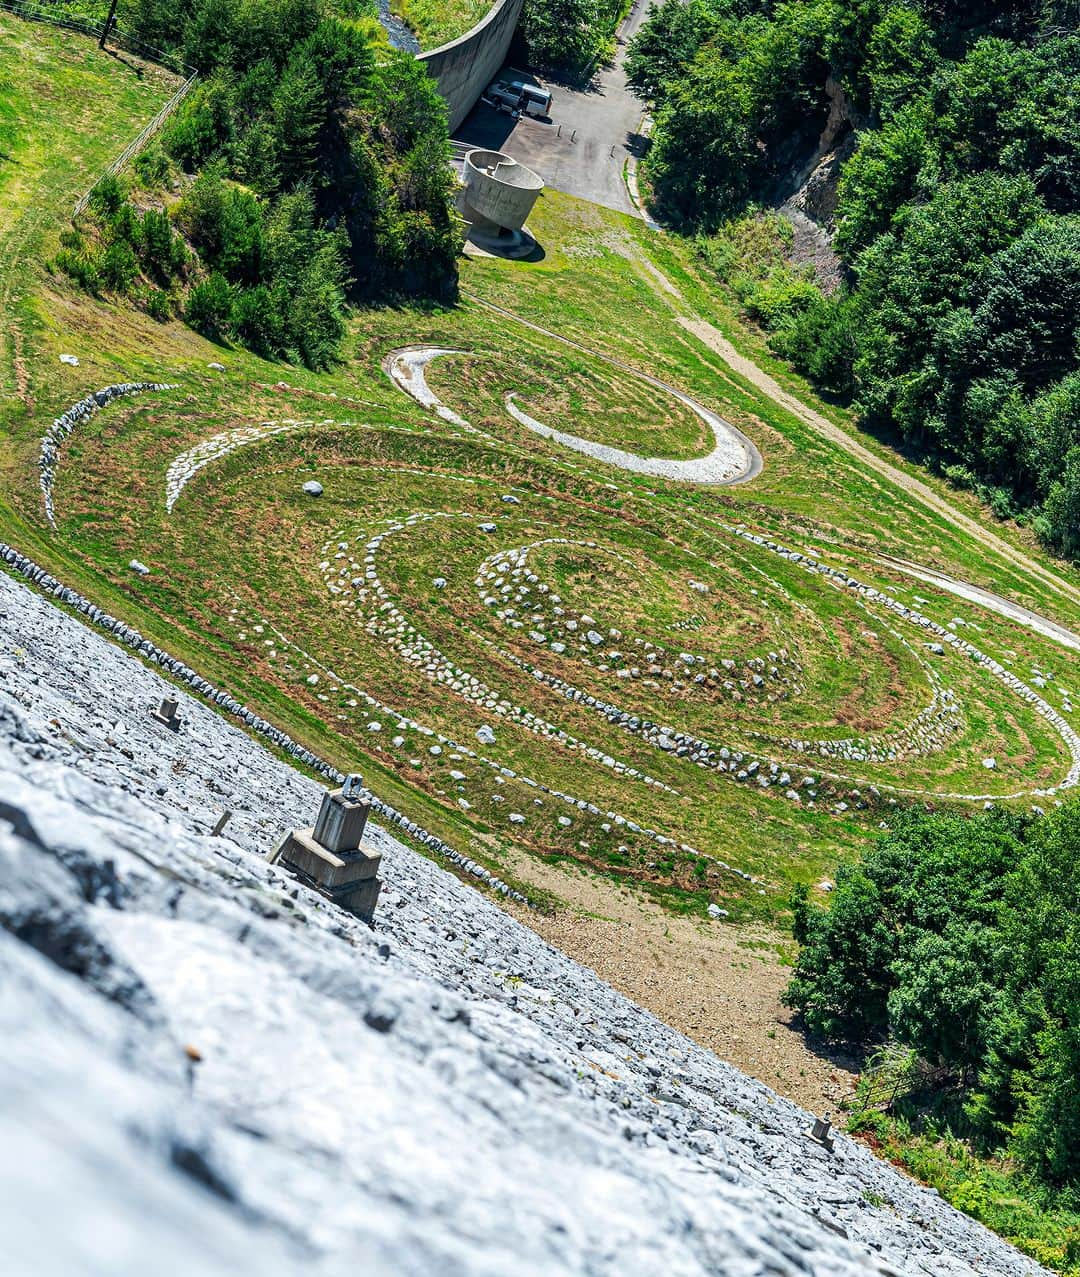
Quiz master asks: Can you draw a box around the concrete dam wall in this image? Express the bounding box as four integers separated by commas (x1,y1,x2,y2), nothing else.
418,0,525,132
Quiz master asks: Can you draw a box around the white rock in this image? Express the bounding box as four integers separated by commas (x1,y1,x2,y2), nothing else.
128,560,150,576
302,481,324,496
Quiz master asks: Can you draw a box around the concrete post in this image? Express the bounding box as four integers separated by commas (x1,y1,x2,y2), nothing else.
270,784,383,922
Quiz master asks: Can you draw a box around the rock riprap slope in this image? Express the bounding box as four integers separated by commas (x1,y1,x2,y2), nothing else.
0,571,1044,1276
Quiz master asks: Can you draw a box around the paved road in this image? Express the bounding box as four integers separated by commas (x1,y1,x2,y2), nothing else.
453,1,654,215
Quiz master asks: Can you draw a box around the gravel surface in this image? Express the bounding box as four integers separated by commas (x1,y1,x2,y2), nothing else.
504,392,750,484
386,343,760,485
0,567,1047,1276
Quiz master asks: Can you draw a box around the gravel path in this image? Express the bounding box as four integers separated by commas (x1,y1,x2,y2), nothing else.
504,391,750,483
879,554,1080,655
385,338,762,484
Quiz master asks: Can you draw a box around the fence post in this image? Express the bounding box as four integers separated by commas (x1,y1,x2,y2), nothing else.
99,0,118,48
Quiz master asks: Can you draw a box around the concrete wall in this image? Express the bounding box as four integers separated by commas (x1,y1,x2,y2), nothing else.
418,0,525,133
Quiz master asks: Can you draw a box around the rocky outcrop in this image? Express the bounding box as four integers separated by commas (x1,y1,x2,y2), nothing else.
0,567,1047,1276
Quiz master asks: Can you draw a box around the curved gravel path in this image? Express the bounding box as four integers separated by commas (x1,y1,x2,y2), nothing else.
384,347,472,429
504,391,750,484
879,554,1080,655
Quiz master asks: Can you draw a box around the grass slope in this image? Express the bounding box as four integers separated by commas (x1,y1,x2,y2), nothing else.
1,20,1078,938
393,0,493,48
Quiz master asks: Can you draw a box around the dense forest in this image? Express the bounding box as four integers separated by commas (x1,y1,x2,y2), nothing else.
627,0,1080,558
54,0,458,367
787,802,1080,1201
516,0,626,72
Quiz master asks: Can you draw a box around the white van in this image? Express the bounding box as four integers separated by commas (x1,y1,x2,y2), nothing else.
487,79,552,118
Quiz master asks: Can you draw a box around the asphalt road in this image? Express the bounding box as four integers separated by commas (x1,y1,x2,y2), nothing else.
453,1,654,216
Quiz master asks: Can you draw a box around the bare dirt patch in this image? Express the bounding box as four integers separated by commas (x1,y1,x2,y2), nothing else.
507,853,859,1114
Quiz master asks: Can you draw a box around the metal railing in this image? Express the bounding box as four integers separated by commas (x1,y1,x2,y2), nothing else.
72,70,198,216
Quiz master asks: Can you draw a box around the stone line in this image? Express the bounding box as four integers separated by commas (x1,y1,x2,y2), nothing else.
332,512,677,793
165,418,322,512
349,505,1078,804
476,537,805,701
0,540,528,905
39,383,176,528
248,585,765,889
364,518,956,805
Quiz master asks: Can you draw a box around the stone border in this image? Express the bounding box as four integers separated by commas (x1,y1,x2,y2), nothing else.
0,541,529,906
40,383,176,528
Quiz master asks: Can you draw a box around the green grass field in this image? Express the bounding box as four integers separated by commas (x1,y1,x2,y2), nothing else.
391,0,492,48
2,13,1079,930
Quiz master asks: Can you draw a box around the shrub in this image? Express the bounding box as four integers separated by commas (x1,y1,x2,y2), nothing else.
134,146,172,187
231,284,283,356
99,240,139,291
139,208,187,283
185,272,235,340
87,173,125,220
144,287,173,321
55,246,101,293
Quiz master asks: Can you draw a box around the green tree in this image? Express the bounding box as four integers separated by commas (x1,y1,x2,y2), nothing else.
625,0,718,105
185,271,235,339
1040,447,1080,558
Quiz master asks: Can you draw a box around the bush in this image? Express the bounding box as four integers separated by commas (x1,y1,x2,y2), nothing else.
176,171,265,282
133,146,172,187
1039,447,1080,559
139,208,187,283
144,287,174,321
519,0,619,71
231,284,283,356
87,173,125,220
99,240,139,291
185,272,235,340
55,246,101,293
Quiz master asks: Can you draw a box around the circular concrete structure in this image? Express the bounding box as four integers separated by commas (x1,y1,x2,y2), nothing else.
462,148,544,233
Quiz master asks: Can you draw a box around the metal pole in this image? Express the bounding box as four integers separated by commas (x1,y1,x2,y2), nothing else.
99,0,118,49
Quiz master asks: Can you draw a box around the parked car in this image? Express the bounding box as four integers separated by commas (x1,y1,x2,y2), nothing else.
486,79,552,118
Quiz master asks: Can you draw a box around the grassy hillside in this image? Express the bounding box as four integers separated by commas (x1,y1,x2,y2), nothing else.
393,0,493,48
2,12,1079,940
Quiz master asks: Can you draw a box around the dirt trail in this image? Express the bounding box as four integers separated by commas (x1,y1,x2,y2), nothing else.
678,314,1080,616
